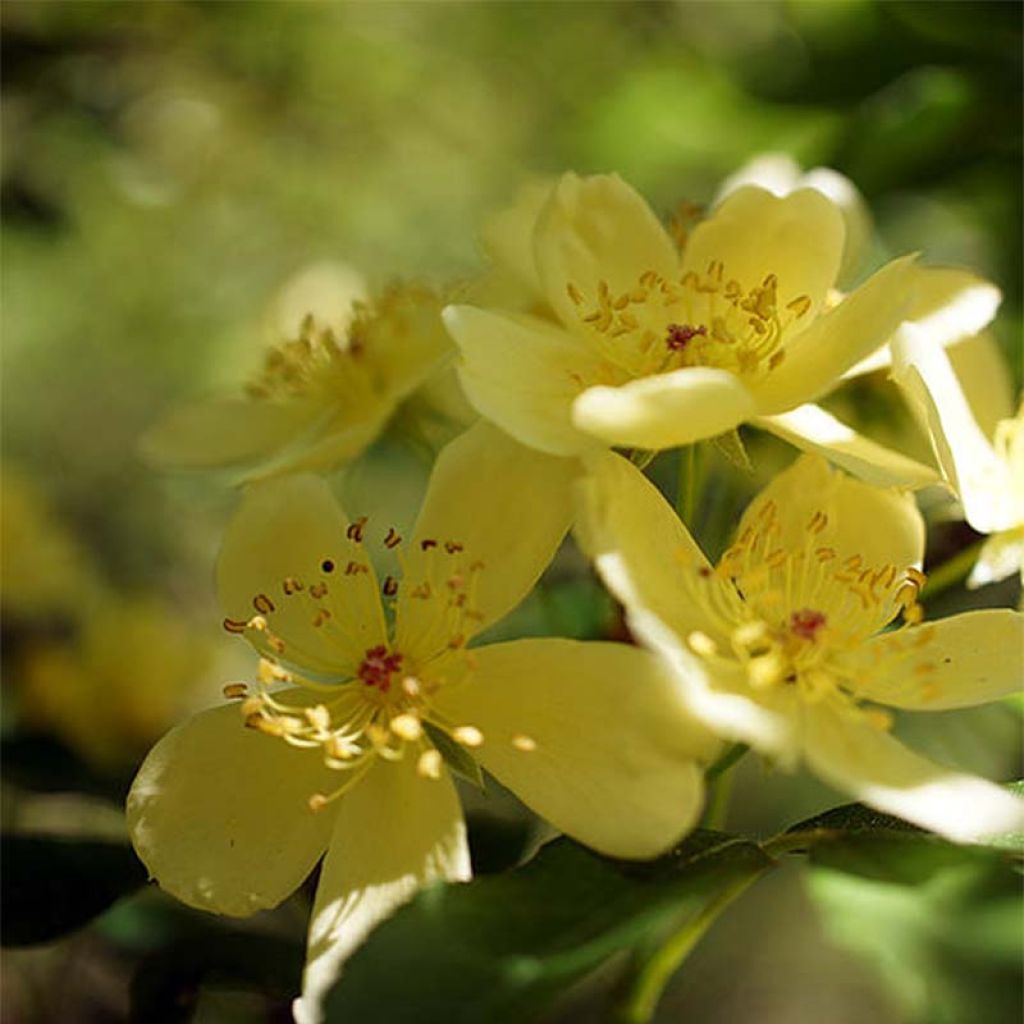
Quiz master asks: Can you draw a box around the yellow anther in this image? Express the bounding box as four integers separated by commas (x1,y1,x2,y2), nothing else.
687,631,718,657
512,734,537,752
402,676,422,697
566,282,584,305
417,749,443,780
305,705,331,732
786,295,811,318
390,714,423,741
241,696,264,718
308,793,329,813
452,725,484,748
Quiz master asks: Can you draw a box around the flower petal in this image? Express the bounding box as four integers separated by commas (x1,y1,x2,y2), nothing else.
839,608,1024,710
802,701,1024,842
432,638,717,859
127,696,337,917
572,367,756,450
754,404,938,489
480,177,555,298
754,254,918,414
575,450,722,642
218,475,387,679
395,421,576,657
948,331,1016,441
892,323,1013,534
444,305,604,456
735,454,925,577
683,186,844,324
843,266,1001,378
969,530,1024,589
294,755,469,1024
139,397,321,470
534,172,679,331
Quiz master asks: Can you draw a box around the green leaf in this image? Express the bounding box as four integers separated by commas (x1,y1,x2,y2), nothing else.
808,831,1022,1024
1,833,148,946
422,720,485,792
325,832,771,1024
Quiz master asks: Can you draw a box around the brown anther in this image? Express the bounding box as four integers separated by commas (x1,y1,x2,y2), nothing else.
345,562,369,576
566,282,584,305
768,350,786,370
346,517,367,542
906,567,927,588
420,538,438,551
447,573,465,592
666,323,707,351
382,576,399,598
253,593,276,615
447,633,466,649
268,635,286,654
384,527,402,549
469,560,485,572
223,617,248,635
444,541,464,554
222,682,248,700
312,609,332,628
283,576,304,595
243,713,264,730
310,582,329,599
411,582,432,599
786,295,811,318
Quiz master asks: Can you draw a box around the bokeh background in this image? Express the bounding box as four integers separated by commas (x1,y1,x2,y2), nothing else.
2,2,1021,1022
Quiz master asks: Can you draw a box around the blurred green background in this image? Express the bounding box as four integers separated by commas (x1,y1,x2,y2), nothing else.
2,2,1021,1022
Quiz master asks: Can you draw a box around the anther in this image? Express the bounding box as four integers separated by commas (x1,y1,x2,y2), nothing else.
512,734,537,752
223,618,248,634
384,527,402,549
391,714,423,741
222,682,248,700
382,576,399,598
345,561,369,576
452,726,484,748
312,609,331,627
666,323,707,350
402,676,421,697
687,631,718,657
253,593,275,615
420,538,438,551
308,793,329,813
417,749,443,780
445,541,464,554
283,576,304,595
309,582,329,599
346,517,367,542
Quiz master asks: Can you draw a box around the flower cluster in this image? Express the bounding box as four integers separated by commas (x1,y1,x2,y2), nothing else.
128,159,1023,1022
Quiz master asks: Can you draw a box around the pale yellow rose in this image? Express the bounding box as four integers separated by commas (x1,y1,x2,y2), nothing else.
577,450,1024,843
128,422,717,1022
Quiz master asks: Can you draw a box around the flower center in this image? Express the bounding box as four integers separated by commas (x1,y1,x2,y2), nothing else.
358,645,404,693
566,260,812,386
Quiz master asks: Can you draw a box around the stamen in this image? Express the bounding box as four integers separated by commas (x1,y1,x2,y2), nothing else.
452,725,484,748
417,749,443,779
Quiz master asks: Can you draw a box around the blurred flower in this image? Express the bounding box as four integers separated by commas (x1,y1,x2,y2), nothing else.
19,597,215,771
577,451,1024,842
141,269,468,480
127,422,716,1022
894,323,1023,588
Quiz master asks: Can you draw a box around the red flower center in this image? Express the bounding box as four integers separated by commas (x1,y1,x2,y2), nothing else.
789,608,827,641
358,645,404,692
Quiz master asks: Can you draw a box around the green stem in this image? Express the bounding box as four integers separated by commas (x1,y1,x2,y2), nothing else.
618,868,767,1024
676,445,700,524
921,539,985,601
701,743,748,830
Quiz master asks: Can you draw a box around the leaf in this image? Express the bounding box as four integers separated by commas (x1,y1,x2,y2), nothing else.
422,720,485,791
1,833,148,946
808,830,1022,1024
324,832,771,1024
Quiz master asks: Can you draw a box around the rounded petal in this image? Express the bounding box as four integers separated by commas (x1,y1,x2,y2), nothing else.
839,608,1024,710
755,254,918,414
139,397,320,470
802,702,1024,842
572,367,756,450
479,177,555,297
444,304,603,456
950,331,1016,441
683,186,844,325
575,450,721,643
295,755,469,1024
395,421,576,656
892,323,1013,534
534,172,679,331
127,697,337,917
433,638,717,859
218,475,387,679
735,454,925,575
754,404,938,489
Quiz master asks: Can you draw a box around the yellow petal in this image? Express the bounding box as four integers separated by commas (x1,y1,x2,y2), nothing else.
755,254,918,414
843,266,1001,378
479,177,555,297
948,330,1016,443
838,608,1024,710
572,367,756,450
735,454,925,578
294,755,470,1024
683,186,844,324
127,696,337,917
714,155,871,285
395,421,576,656
444,305,604,456
802,701,1024,842
534,172,678,331
575,450,722,643
218,475,387,678
754,404,938,489
432,638,717,859
139,398,321,470
969,529,1024,589
892,323,1013,534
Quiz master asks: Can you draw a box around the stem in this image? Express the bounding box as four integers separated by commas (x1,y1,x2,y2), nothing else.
676,445,700,525
705,741,748,782
921,539,985,601
618,869,766,1024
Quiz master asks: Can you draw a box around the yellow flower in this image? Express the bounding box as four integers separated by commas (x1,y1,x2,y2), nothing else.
127,422,716,1021
894,323,1024,588
446,173,997,489
577,451,1024,842
141,279,463,479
